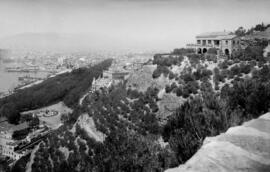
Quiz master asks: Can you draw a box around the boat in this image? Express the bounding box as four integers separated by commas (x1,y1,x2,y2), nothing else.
18,76,43,82
5,66,40,73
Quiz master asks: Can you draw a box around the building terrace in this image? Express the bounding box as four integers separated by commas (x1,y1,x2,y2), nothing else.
187,31,241,55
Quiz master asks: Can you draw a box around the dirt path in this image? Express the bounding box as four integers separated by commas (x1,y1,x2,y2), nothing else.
25,143,40,172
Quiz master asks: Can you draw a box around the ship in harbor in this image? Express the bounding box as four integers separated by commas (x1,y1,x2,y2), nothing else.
18,75,43,82
5,66,40,73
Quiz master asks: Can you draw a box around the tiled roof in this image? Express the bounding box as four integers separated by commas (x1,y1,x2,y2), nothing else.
196,32,236,40
216,35,237,40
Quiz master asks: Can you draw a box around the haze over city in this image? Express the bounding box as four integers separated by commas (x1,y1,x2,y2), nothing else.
0,0,270,51
2,0,270,171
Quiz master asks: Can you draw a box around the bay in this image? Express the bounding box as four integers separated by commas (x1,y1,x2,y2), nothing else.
0,61,49,93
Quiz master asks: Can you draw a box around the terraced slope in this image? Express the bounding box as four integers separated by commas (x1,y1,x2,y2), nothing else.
166,113,270,172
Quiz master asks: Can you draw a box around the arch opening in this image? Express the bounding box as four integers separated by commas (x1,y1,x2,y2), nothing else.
225,49,230,55
197,48,202,54
203,48,207,54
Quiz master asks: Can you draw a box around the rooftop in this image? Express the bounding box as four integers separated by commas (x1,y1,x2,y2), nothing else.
196,32,236,40
0,121,28,133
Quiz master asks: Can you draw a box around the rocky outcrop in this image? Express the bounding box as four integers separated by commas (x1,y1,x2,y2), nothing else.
166,113,270,172
264,44,270,57
72,113,106,142
157,92,184,121
126,65,156,92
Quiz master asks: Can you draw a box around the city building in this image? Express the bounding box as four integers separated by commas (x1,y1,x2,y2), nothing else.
92,69,130,91
92,75,112,91
112,72,130,81
0,139,25,160
187,32,241,55
0,121,28,160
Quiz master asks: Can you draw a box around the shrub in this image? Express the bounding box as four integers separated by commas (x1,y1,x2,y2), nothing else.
170,82,178,92
231,39,268,62
152,66,170,78
230,65,241,76
169,71,176,80
12,128,30,140
205,54,217,62
0,103,20,124
181,73,195,82
127,89,141,99
153,54,184,67
175,87,183,97
214,68,225,83
166,83,177,93
227,60,234,66
218,60,229,69
187,81,199,94
220,69,229,79
248,60,257,67
214,82,219,91
187,54,201,66
239,62,252,74
182,88,190,98
200,80,213,93
207,48,218,55
163,95,227,163
244,46,265,61
193,68,212,81
231,49,244,60
172,48,195,55
165,85,172,93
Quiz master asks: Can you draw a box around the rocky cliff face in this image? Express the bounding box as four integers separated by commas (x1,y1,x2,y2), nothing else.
166,113,270,172
71,113,106,142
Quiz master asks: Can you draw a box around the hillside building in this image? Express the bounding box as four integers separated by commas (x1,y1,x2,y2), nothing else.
92,70,130,91
0,122,28,160
187,32,241,55
0,138,25,160
112,72,129,81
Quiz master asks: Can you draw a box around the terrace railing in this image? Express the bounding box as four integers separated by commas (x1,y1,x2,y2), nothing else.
186,44,215,48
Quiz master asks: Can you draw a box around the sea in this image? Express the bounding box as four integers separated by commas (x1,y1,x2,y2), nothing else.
0,61,48,93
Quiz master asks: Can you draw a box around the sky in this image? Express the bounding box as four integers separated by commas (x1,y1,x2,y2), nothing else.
0,0,269,52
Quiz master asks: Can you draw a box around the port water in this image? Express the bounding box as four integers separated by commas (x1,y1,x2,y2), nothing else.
0,61,49,93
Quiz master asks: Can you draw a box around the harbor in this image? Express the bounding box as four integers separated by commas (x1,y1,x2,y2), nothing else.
5,66,40,73
0,62,49,96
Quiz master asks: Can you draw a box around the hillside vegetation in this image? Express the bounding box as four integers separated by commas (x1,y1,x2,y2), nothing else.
26,84,177,172
21,37,270,172
10,23,270,172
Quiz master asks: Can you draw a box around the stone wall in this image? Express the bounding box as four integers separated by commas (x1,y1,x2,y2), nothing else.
166,112,270,172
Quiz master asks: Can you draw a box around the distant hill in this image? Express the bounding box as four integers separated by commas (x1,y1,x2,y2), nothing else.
0,32,130,52
0,32,170,52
